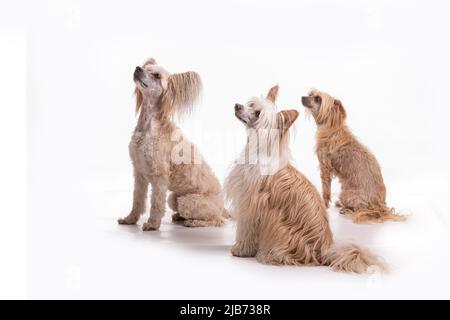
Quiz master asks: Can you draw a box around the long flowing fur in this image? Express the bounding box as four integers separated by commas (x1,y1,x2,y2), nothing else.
323,243,385,273
133,58,202,119
341,206,404,224
161,71,202,120
135,87,144,114
225,86,385,273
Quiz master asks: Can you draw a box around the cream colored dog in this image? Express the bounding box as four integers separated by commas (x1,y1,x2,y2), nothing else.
224,85,384,272
118,58,228,230
301,89,404,224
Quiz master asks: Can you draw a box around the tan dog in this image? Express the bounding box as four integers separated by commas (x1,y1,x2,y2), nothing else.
224,85,384,272
301,89,404,224
118,58,228,230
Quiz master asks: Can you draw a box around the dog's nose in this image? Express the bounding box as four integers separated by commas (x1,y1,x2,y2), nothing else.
301,96,309,106
235,103,243,111
135,66,142,72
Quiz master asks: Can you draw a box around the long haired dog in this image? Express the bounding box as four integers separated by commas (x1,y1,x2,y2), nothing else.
118,58,228,230
224,85,384,272
301,89,405,224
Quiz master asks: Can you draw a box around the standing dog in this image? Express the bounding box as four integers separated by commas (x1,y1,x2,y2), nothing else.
118,58,227,230
301,89,404,224
224,85,384,272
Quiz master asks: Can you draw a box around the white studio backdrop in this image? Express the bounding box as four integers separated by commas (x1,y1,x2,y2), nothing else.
1,0,450,299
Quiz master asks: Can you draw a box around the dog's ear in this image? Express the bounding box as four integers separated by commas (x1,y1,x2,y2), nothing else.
135,87,143,114
334,99,346,119
144,57,157,66
278,109,299,133
266,85,279,104
162,71,202,117
328,99,346,127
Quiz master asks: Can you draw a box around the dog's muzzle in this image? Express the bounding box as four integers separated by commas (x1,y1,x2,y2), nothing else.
134,66,148,87
301,96,312,108
133,66,143,80
234,104,248,124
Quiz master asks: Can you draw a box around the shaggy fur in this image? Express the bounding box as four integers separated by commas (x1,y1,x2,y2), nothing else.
118,58,228,230
224,85,385,273
301,89,405,224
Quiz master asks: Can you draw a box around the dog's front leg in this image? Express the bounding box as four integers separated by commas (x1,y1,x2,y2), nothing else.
231,214,258,257
142,176,168,231
320,161,332,208
118,173,148,225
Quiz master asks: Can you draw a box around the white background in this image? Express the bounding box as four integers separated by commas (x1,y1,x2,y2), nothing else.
1,0,450,299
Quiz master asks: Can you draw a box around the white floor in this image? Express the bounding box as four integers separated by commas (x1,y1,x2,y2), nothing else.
28,186,450,299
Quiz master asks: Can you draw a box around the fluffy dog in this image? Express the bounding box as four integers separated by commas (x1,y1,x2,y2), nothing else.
301,89,404,224
224,85,384,272
118,58,227,230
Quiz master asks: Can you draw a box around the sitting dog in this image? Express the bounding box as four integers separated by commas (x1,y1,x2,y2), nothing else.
224,85,384,272
301,89,404,224
118,58,228,230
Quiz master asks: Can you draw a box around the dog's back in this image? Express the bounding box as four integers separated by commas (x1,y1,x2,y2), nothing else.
257,164,334,265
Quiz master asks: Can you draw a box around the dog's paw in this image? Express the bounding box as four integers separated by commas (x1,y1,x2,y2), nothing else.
183,217,225,228
231,243,257,257
118,215,138,225
339,208,353,216
183,219,205,227
142,220,160,231
172,213,186,222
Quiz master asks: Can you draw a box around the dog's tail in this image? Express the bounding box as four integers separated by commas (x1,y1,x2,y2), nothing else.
348,206,406,224
322,243,385,273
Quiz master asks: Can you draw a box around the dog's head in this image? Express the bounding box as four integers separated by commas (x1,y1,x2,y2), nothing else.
234,85,299,134
133,58,202,117
301,89,346,128
233,85,299,174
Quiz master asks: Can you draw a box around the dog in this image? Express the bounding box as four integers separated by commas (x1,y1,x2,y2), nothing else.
301,89,405,224
224,85,384,272
118,58,228,230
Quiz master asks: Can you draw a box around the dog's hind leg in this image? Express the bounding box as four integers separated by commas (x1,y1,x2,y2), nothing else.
338,190,367,218
340,190,405,223
167,192,186,223
118,173,148,225
167,192,178,211
176,193,225,227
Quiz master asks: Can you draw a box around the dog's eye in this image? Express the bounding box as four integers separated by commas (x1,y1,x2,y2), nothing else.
255,110,261,117
153,73,160,79
314,96,321,104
